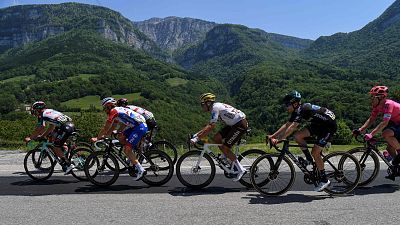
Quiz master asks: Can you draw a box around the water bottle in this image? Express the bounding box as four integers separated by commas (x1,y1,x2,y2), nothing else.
383,150,393,162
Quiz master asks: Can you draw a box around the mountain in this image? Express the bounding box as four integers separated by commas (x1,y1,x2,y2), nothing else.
133,17,217,53
304,0,400,76
0,3,166,59
174,24,311,81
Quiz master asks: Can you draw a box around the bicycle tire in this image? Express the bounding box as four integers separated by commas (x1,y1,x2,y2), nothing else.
140,150,174,186
237,149,266,188
323,152,361,195
347,147,380,187
84,151,120,187
176,150,216,189
69,147,93,181
24,148,55,181
250,153,296,196
150,140,178,165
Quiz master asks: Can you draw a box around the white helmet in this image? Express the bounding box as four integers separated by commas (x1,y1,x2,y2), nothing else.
101,97,116,107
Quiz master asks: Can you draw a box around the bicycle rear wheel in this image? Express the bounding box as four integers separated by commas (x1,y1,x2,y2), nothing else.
237,149,265,188
250,154,295,196
176,150,216,189
24,149,55,181
140,150,174,186
323,152,361,195
69,147,93,181
347,147,380,187
84,151,119,187
150,140,178,165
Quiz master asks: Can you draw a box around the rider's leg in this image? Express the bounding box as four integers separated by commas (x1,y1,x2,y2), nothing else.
293,128,313,162
382,129,400,158
123,124,148,180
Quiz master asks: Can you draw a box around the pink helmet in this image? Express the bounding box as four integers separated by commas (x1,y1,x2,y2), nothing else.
369,86,388,97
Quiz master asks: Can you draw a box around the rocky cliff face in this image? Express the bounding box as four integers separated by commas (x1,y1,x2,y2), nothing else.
0,3,164,58
133,17,217,52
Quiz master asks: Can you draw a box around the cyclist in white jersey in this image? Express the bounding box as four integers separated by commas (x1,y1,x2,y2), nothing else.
116,98,157,131
24,101,75,174
91,97,148,180
190,93,249,181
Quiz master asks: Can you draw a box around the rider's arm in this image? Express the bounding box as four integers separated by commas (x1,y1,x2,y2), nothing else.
29,126,46,140
369,120,390,137
196,123,216,139
270,122,291,139
279,122,300,140
359,116,377,132
97,120,114,139
41,124,56,138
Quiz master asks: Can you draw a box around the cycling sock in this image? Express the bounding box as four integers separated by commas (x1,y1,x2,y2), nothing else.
301,148,313,162
392,153,400,166
320,169,328,182
135,163,144,172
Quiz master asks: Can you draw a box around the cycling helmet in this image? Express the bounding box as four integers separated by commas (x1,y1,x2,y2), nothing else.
117,98,128,107
101,97,116,107
369,86,388,97
283,90,302,105
200,93,216,103
30,101,46,114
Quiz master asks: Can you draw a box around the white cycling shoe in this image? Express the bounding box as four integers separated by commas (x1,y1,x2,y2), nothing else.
232,170,247,182
314,180,331,192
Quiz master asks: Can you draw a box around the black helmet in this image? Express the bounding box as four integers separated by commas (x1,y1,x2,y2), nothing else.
117,98,128,107
283,90,301,105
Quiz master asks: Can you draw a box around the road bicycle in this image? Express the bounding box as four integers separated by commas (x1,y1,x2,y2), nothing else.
175,134,265,189
348,134,400,186
84,137,174,187
24,134,93,181
250,139,361,195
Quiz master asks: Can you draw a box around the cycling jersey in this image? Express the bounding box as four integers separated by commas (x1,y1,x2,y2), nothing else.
126,105,154,120
289,103,336,126
371,99,400,125
37,109,72,127
107,107,146,127
210,102,246,126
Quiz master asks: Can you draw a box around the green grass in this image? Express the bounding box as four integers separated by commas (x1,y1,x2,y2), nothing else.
166,77,188,87
0,75,35,83
60,92,142,109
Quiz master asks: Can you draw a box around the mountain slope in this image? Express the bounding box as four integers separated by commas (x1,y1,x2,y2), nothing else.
133,17,217,53
304,0,400,76
0,3,166,59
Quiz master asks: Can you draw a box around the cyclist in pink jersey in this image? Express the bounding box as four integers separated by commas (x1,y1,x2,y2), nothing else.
355,86,400,180
91,97,148,180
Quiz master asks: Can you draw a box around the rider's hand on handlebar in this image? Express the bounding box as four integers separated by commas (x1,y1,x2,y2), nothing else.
270,137,279,146
190,136,199,144
352,128,362,136
24,137,31,143
90,137,98,143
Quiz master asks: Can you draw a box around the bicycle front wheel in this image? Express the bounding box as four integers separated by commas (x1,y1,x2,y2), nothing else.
176,150,216,189
140,150,174,186
69,147,93,181
250,154,296,196
237,149,265,188
84,151,119,187
347,147,380,187
150,140,178,165
24,149,55,181
323,152,361,195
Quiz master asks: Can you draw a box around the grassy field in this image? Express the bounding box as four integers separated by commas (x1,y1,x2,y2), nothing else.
60,92,142,109
166,77,188,87
0,75,35,83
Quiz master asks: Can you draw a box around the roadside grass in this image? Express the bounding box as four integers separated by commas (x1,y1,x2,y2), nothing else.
166,77,188,87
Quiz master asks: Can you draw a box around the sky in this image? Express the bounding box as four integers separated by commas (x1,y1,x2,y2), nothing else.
0,0,396,40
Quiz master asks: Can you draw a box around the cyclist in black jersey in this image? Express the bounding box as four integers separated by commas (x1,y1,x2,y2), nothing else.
268,90,337,192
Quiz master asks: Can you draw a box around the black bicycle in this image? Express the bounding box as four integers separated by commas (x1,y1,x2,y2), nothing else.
24,134,93,181
349,134,399,186
250,139,361,196
84,137,174,187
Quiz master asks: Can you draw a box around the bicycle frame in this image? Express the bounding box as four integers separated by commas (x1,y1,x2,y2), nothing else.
360,139,392,167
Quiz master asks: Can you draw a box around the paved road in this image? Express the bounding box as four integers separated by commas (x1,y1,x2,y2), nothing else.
1,151,400,225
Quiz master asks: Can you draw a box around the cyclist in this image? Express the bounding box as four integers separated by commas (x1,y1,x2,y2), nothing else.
269,90,337,192
354,86,400,180
24,101,75,175
91,97,148,180
116,98,157,132
190,93,248,182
